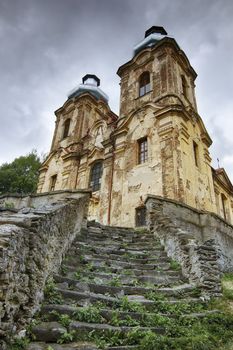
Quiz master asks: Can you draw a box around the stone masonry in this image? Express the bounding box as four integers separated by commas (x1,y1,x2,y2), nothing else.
0,191,90,340
23,222,221,349
145,195,228,296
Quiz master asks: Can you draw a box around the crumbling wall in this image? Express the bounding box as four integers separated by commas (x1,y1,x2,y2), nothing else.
145,195,226,296
0,192,89,339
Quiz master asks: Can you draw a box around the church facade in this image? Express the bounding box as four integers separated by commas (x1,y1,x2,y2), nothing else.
37,26,233,227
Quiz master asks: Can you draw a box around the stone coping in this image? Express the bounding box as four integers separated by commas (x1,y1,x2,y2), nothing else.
0,189,91,199
145,194,233,229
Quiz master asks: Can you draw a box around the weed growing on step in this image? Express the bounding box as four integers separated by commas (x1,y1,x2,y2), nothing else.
142,312,174,328
110,310,121,326
73,305,105,323
8,337,30,350
222,273,233,281
58,314,72,327
119,296,145,313
79,254,86,263
74,270,82,279
44,278,63,304
89,334,108,349
169,259,181,271
145,290,167,302
135,228,149,234
222,273,233,301
60,264,68,275
137,331,169,350
109,276,122,287
151,300,206,315
57,330,75,344
122,269,134,275
86,262,94,272
122,315,141,327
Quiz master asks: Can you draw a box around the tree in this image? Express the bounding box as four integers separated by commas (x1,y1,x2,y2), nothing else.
0,150,41,195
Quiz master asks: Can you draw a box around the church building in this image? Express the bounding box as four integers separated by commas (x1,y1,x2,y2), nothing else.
37,26,233,227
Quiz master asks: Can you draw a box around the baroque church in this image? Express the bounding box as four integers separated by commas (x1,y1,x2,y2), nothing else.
37,26,233,227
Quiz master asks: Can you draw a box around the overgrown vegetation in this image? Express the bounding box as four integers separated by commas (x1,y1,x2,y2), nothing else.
44,278,63,305
0,150,41,194
13,247,233,349
169,259,181,271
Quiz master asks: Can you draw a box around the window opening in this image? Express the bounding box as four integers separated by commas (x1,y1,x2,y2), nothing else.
90,161,103,191
136,206,147,226
63,119,71,139
221,193,227,220
138,138,148,164
193,141,199,167
50,175,57,191
181,75,188,99
139,72,151,97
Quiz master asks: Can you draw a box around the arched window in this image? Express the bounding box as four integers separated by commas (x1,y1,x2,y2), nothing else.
139,72,151,97
90,161,103,191
63,119,71,139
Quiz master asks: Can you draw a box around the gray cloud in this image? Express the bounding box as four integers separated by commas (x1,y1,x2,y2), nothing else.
0,0,232,180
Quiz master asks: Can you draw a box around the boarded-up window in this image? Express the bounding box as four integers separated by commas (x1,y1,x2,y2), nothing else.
136,206,147,226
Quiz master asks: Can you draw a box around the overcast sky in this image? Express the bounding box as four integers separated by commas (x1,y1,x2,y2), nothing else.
0,0,232,180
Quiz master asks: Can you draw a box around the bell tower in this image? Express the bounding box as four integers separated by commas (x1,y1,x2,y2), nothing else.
117,26,198,118
114,26,215,218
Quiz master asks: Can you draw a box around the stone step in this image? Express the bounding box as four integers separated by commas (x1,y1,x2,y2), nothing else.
108,347,137,350
54,275,188,296
42,302,215,325
26,222,209,350
77,253,170,265
72,246,164,259
64,256,172,271
80,233,156,244
63,258,172,272
27,342,98,350
72,242,163,256
69,320,164,335
30,322,67,342
55,287,200,310
61,267,182,286
73,240,160,251
31,321,164,342
81,228,154,238
62,264,179,280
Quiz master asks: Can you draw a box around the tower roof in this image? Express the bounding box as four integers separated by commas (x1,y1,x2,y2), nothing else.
145,26,167,38
68,74,109,103
133,25,168,56
82,74,100,86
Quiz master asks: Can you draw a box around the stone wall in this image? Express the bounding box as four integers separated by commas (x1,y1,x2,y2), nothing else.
145,195,233,296
0,189,90,210
0,191,90,339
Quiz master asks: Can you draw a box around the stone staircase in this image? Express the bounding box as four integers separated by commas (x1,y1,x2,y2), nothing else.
25,223,216,350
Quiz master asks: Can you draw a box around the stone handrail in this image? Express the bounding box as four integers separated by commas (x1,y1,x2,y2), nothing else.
0,192,90,339
145,195,222,297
